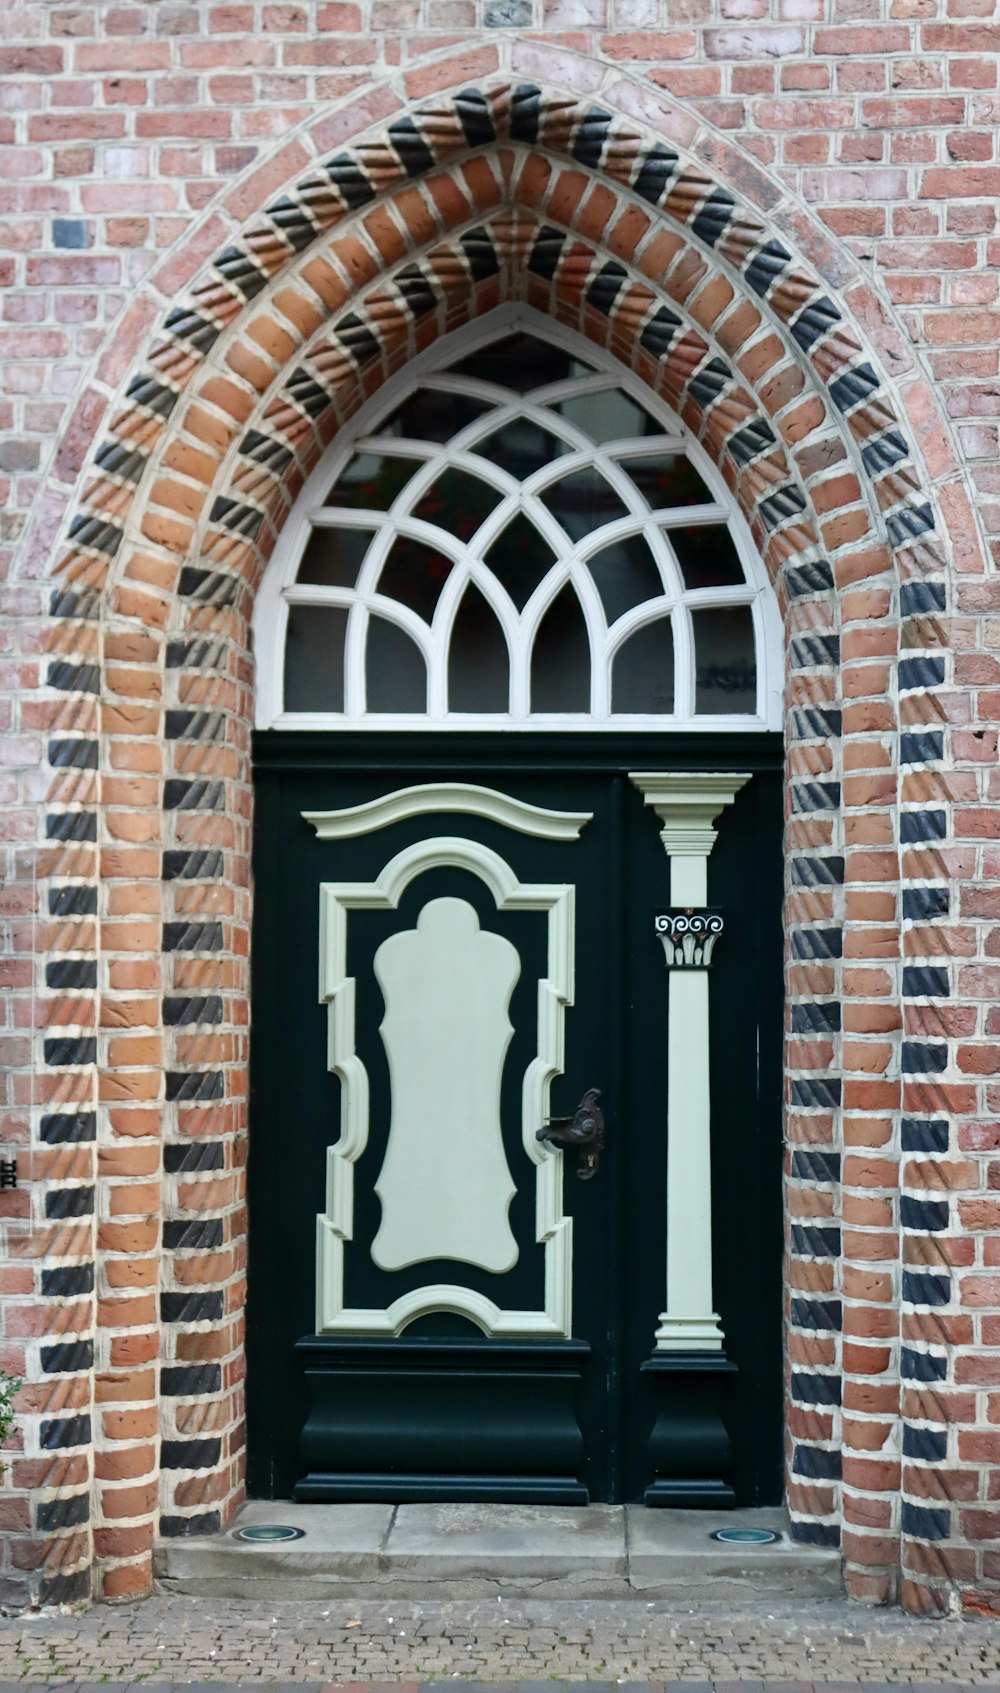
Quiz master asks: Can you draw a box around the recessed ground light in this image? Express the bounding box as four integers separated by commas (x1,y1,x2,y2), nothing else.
710,1526,779,1545
234,1523,305,1543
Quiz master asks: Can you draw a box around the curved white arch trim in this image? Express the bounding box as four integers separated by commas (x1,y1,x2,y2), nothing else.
303,781,592,842
316,831,577,1338
254,303,784,733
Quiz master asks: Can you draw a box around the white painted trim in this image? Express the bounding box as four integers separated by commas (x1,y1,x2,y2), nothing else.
303,782,592,842
254,304,784,733
316,833,577,1338
630,772,749,1354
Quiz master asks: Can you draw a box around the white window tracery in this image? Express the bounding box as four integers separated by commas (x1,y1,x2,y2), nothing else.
254,308,782,731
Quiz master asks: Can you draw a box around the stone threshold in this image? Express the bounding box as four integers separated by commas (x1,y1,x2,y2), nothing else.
155,1501,841,1602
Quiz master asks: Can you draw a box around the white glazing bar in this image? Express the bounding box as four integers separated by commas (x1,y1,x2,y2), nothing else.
629,772,750,1354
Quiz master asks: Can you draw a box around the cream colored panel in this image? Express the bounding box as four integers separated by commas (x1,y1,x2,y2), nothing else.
372,897,519,1273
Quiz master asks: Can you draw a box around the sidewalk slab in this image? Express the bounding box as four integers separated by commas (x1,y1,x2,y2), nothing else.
625,1506,842,1600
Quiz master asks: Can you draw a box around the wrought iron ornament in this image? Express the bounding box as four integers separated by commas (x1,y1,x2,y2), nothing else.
655,908,724,969
537,1087,605,1180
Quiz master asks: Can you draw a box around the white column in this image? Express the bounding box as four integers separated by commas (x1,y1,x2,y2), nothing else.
630,773,749,1353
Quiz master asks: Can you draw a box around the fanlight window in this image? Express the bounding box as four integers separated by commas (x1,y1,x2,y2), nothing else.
255,313,781,729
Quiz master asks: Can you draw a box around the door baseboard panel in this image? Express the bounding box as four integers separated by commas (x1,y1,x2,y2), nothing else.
294,1474,589,1505
295,1336,590,1504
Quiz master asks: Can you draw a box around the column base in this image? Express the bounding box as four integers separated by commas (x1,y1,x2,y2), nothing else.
641,1350,737,1509
654,1311,725,1351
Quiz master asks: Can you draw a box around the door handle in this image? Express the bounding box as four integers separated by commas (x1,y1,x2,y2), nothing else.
536,1087,605,1181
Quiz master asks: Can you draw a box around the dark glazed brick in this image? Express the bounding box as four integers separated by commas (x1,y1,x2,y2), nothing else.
42,1263,95,1297
36,1491,90,1532
631,141,679,206
902,1346,947,1382
163,995,223,1026
47,659,100,693
45,1185,95,1219
900,731,944,764
572,104,612,169
828,360,879,413
901,1118,949,1153
164,1139,225,1172
902,965,950,997
41,1414,91,1449
903,1422,947,1461
791,928,843,959
902,1271,950,1307
44,1036,97,1067
39,1566,92,1606
454,86,495,147
325,152,376,209
165,1069,224,1101
898,655,945,690
791,1001,840,1033
791,855,844,887
586,260,628,316
48,737,99,770
161,1364,222,1397
902,885,948,920
40,1339,93,1373
901,1041,947,1073
790,1077,841,1109
159,1510,223,1536
788,1518,840,1547
214,244,269,300
793,1443,841,1479
162,920,224,951
47,808,97,841
509,83,542,143
791,1149,840,1183
901,1195,949,1231
901,579,945,616
46,959,98,990
387,115,436,177
790,1297,841,1331
395,264,438,320
41,1110,96,1143
902,1501,950,1540
728,417,777,466
790,1224,841,1257
49,884,98,916
162,849,224,880
164,778,225,811
266,195,318,254
789,292,841,351
528,225,567,281
901,809,946,842
744,238,791,298
161,1290,224,1323
163,305,221,352
687,357,731,407
160,1438,222,1470
640,304,683,359
690,187,735,246
163,1218,224,1250
790,1371,841,1406
460,228,500,282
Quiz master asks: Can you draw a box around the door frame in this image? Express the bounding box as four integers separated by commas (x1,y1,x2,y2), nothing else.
246,728,785,1505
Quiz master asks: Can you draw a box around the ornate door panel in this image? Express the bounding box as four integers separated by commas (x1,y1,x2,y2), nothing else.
248,733,783,1505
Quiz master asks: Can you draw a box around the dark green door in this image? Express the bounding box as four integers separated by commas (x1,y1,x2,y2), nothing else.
248,732,783,1506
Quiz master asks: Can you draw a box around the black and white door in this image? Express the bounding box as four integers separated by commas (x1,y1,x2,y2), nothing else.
247,312,784,1506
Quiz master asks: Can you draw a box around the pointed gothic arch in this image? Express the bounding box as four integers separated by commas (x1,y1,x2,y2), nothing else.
27,64,984,1611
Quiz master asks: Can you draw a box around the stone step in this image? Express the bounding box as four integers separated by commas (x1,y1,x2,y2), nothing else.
155,1502,842,1602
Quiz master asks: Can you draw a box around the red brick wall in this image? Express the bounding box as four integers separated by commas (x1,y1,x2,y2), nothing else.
1,6,999,1614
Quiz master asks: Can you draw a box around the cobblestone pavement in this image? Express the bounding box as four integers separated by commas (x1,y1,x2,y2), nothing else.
0,1594,999,1685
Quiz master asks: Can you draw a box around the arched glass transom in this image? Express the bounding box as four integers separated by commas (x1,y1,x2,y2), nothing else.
255,309,782,731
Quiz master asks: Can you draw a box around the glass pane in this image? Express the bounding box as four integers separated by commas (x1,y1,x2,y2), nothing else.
619,453,712,510
366,616,426,712
446,333,595,393
472,419,570,481
324,451,421,509
693,606,757,714
411,467,503,540
539,468,629,543
483,514,557,611
545,388,658,443
587,533,663,624
377,388,493,443
448,585,509,712
531,585,590,713
296,525,372,587
612,618,675,714
377,537,453,622
668,524,746,592
284,604,347,712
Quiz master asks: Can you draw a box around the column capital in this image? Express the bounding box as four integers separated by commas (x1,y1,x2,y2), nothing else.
628,772,751,858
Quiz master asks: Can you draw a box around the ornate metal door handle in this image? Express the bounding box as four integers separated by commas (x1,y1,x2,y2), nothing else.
536,1087,605,1181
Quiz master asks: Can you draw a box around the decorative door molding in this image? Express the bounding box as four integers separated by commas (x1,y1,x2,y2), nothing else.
310,808,591,1338
304,780,591,841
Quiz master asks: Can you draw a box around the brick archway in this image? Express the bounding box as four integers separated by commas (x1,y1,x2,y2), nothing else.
24,66,987,1614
